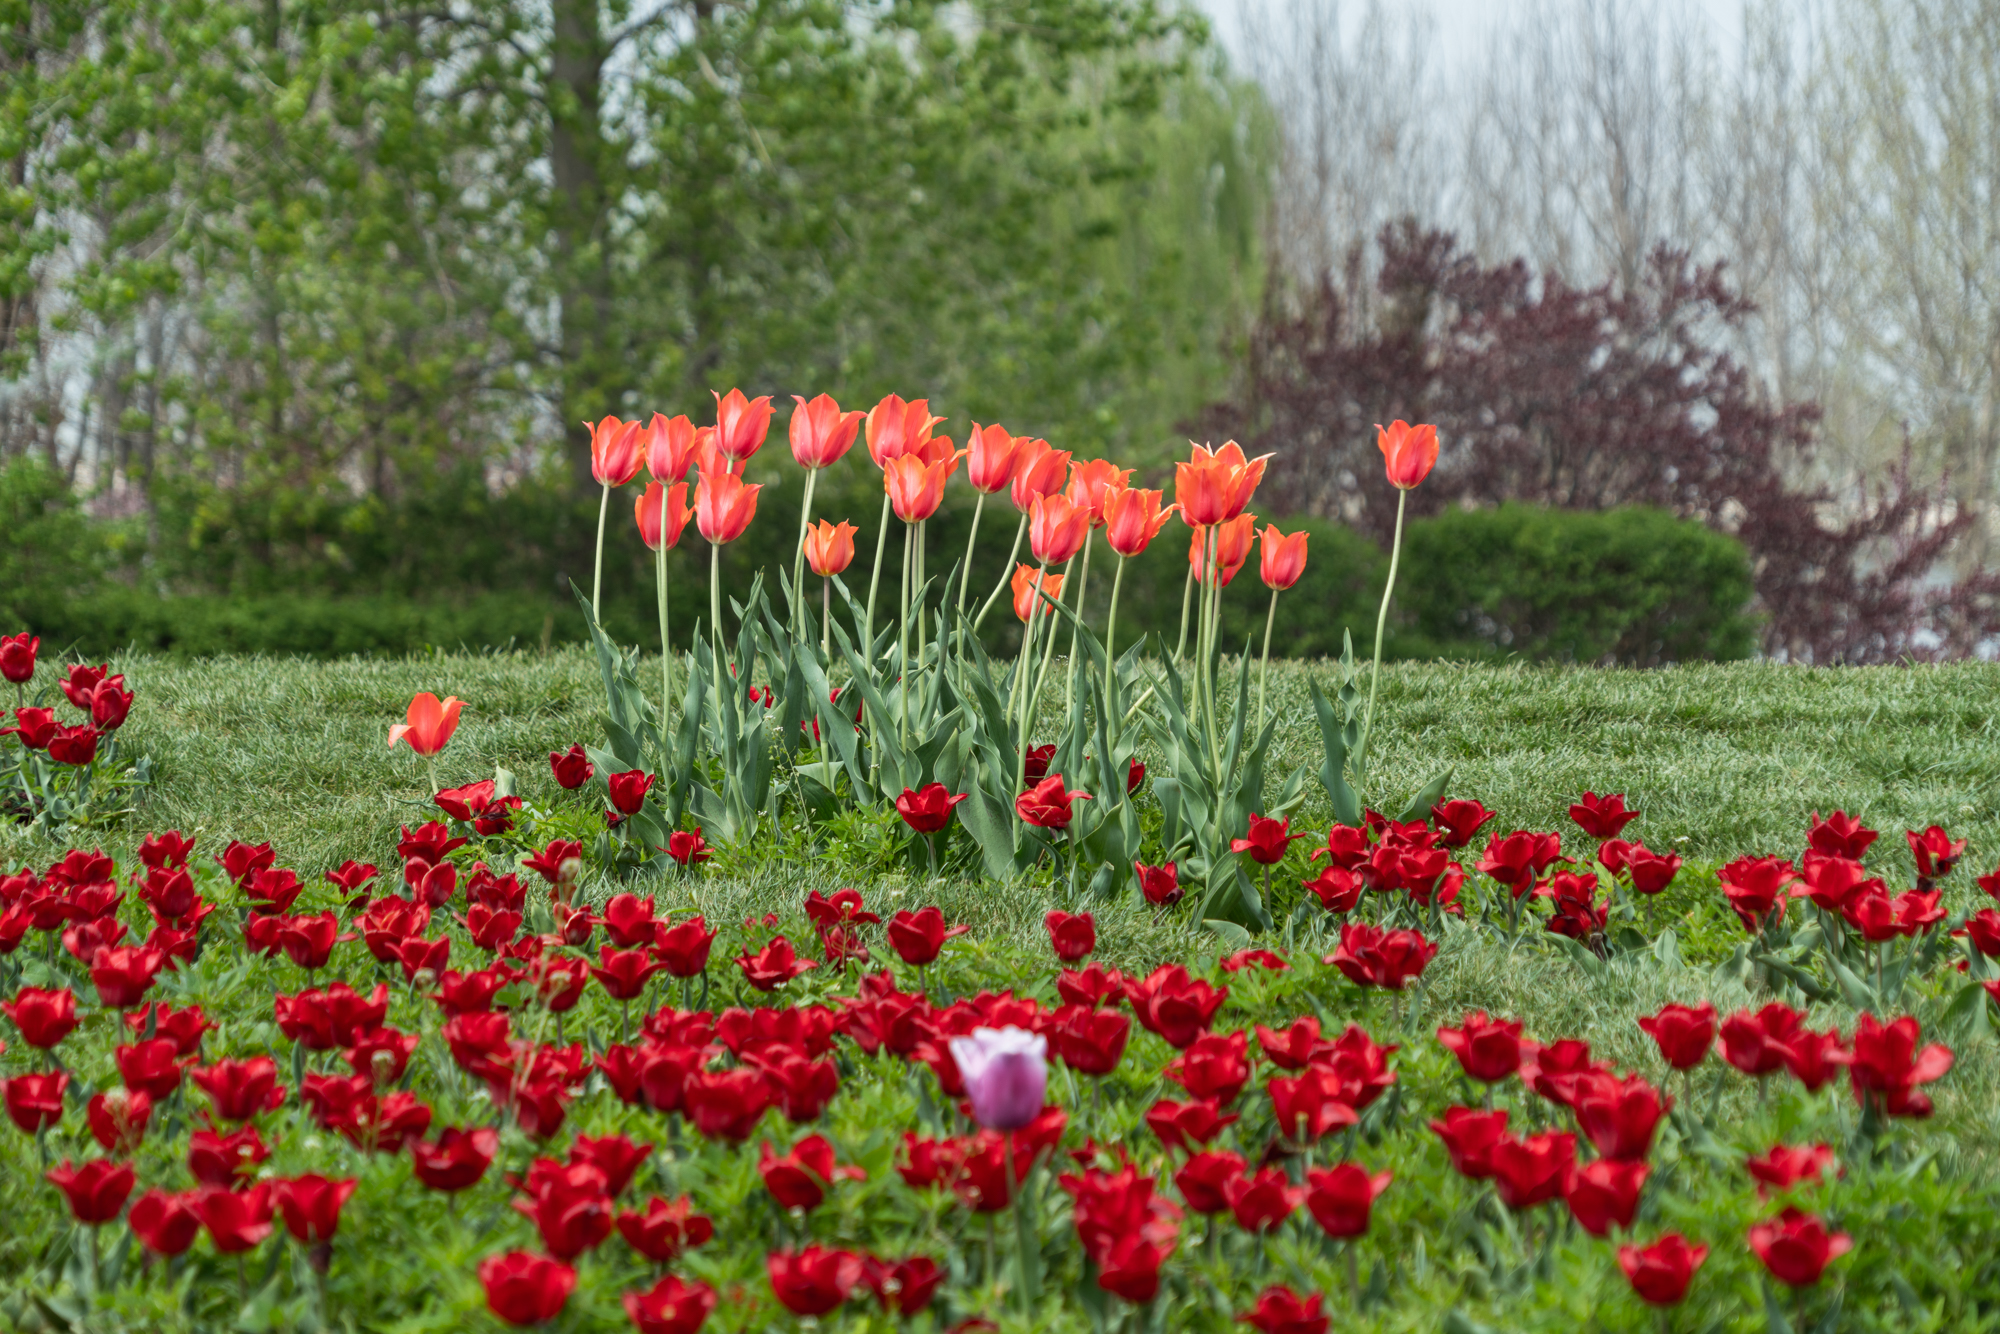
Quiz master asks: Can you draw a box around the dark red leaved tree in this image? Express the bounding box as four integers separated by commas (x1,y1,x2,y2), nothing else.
1201,220,1998,662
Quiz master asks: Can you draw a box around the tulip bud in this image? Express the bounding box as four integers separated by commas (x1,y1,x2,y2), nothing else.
947,1026,1048,1131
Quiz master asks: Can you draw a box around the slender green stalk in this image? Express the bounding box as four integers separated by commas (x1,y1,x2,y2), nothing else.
1020,557,1070,789
656,541,673,731
1199,527,1223,779
1256,586,1280,730
862,492,894,663
709,540,725,675
915,518,928,655
1354,488,1408,781
1009,562,1047,757
1103,553,1128,738
898,523,913,743
1063,532,1092,719
820,578,831,658
957,492,986,625
974,514,1029,632
589,482,611,621
1173,564,1195,661
790,467,820,639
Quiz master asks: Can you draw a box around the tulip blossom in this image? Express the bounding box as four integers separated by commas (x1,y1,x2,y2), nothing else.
760,1133,866,1211
587,415,647,487
1573,1071,1667,1161
3,706,57,749
1231,813,1307,866
694,468,761,545
194,1183,275,1253
192,1056,285,1122
1327,922,1437,991
949,1026,1048,1131
549,744,594,790
388,692,463,759
1847,1012,1953,1117
1375,419,1438,489
964,422,1027,494
1135,860,1182,907
896,782,967,834
1638,1002,1715,1070
1016,774,1090,829
663,829,711,866
1166,1030,1251,1103
616,1194,715,1262
5,1069,67,1132
1127,964,1228,1049
1718,1003,1803,1077
1746,1143,1836,1195
48,724,99,765
735,937,816,991
1436,1011,1526,1083
804,519,858,577
634,480,694,552
1101,486,1175,558
128,1189,202,1256
1618,1233,1707,1305
1044,910,1095,961
1008,439,1071,514
864,395,942,468
1303,1162,1391,1239
273,1174,357,1245
884,451,959,523
47,1157,136,1225
789,393,864,469
1237,1286,1329,1334
709,388,774,466
1010,564,1064,621
1565,1158,1648,1236
1749,1208,1851,1286
625,1275,718,1334
1430,1106,1509,1179
769,1245,865,1317
1257,524,1308,590
409,1126,498,1192
885,906,968,968
0,632,36,683
1051,1005,1130,1076
1489,1131,1575,1210
91,945,166,1008
607,769,655,815
2,986,78,1049
1175,441,1268,526
87,1087,151,1154
1187,514,1257,587
1066,458,1134,524
1029,491,1091,565
642,413,702,482
479,1250,576,1326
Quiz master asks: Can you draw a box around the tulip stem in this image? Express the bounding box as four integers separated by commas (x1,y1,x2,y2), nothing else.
863,493,894,663
1354,488,1406,782
656,540,673,734
974,515,1029,633
791,467,819,640
958,492,986,626
821,578,831,658
710,540,726,677
1104,553,1127,739
1256,587,1280,731
1063,533,1092,722
1010,562,1048,787
1173,566,1194,662
1021,559,1069,791
1200,527,1224,783
590,482,611,622
899,523,913,744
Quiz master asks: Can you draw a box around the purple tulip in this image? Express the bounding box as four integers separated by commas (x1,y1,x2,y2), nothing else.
948,1026,1048,1131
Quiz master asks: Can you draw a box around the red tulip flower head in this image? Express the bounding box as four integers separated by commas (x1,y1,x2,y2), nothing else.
1376,420,1438,489
759,1133,865,1211
0,633,36,683
1008,438,1071,514
1237,1285,1328,1334
1489,1131,1575,1210
607,769,655,816
885,906,968,966
88,1087,152,1153
91,946,166,1008
47,1158,136,1224
1847,1012,1953,1117
1564,1158,1649,1236
1175,440,1268,525
128,1189,202,1256
194,1183,276,1253
635,481,694,552
1436,1011,1525,1083
1638,1002,1715,1070
964,422,1027,494
864,394,943,468
1618,1233,1707,1305
410,1126,499,1192
587,416,646,487
654,915,718,976
1231,813,1307,866
789,393,864,469
1746,1143,1836,1195
624,1275,718,1334
1188,514,1258,586
1102,486,1177,557
1029,491,1091,565
884,451,960,523
615,1194,715,1262
479,1250,576,1326
768,1245,865,1317
1257,525,1309,590
1570,791,1640,838
388,693,462,757
3,986,79,1049
896,782,966,834
6,1070,68,1132
735,937,816,991
1065,458,1135,524
1016,774,1090,829
1303,1162,1391,1239
694,468,761,545
549,744,594,789
274,1173,358,1245
1011,564,1064,621
642,413,702,483
804,519,858,577
1043,909,1097,961
1749,1208,1851,1286
1136,860,1182,906
710,388,774,466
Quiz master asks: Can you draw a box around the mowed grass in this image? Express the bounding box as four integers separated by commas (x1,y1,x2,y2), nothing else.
9,651,2000,1163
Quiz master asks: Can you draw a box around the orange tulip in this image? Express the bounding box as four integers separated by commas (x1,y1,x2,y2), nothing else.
1008,440,1071,515
1177,440,1270,525
1066,459,1135,527
865,395,944,468
1011,564,1065,621
1377,420,1438,490
696,468,762,545
1258,524,1309,590
884,452,960,523
388,693,463,756
643,415,702,483
689,425,722,478
711,389,775,466
965,423,1026,495
1188,514,1257,587
789,395,864,470
635,482,694,552
1029,492,1091,566
587,417,646,487
804,519,859,577
1101,487,1177,557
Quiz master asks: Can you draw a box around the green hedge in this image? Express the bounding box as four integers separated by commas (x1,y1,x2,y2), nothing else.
1395,502,1757,664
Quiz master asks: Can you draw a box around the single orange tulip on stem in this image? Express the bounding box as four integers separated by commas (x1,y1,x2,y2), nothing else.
973,437,1069,632
1029,493,1090,567
1098,486,1178,711
788,394,865,638
389,692,463,795
1010,564,1064,622
1254,524,1310,728
805,519,859,654
643,415,703,484
711,389,775,469
585,415,647,622
1356,420,1440,782
696,468,763,667
958,424,1029,623
862,394,946,662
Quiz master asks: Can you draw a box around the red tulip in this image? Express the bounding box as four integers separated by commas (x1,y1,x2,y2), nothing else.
1746,1142,1836,1195
684,1067,774,1142
607,769,655,815
711,388,774,465
759,1133,864,1211
1567,791,1639,838
1257,525,1309,590
861,1255,944,1316
624,1274,718,1334
885,905,967,966
1718,1003,1803,1076
1175,440,1268,525
46,1157,135,1224
653,915,716,976
1847,1012,1953,1117
863,394,942,467
278,912,354,971
1326,921,1437,991
1375,419,1438,489
884,451,961,524
86,1087,151,1154
587,415,646,486
591,946,667,1001
734,937,816,991
1164,1029,1250,1103
479,1250,576,1325
388,692,463,757
1718,854,1796,932
1135,860,1182,906
694,468,761,545
616,1194,714,1262
1174,1149,1246,1214
1573,1072,1667,1161
663,830,711,866
788,393,864,469
1065,458,1134,525
1231,813,1306,866
804,518,858,577
0,633,36,683
1618,1233,1707,1305
768,1244,865,1317
1622,842,1683,894
189,1124,270,1187
896,782,967,834
1127,963,1228,1049
1008,437,1071,514
397,1125,492,1192
1565,1158,1648,1236
1097,1232,1173,1304
2,986,77,1049
1436,1010,1524,1083
641,413,702,483
1044,910,1095,961
46,723,100,765
128,1188,202,1256
1187,514,1257,587
1016,774,1091,829
1144,1097,1237,1152
394,934,451,982
962,421,1026,494
1225,1166,1302,1232
191,1056,285,1123
546,744,594,790
1237,1285,1327,1334
1907,824,1965,883
1638,1002,1715,1071
1430,1106,1508,1178
566,1133,650,1199
273,1174,357,1245
1304,1162,1390,1238
90,944,165,1008
194,1183,275,1253
635,481,694,552
1102,486,1176,557
1028,491,1091,565
1749,1207,1851,1286
1051,1004,1130,1076
5,1069,67,1132
1489,1131,1575,1211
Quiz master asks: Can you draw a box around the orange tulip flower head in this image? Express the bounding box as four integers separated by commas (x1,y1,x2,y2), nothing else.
635,481,694,552
965,423,1027,495
587,416,646,487
1377,420,1438,490
1011,564,1066,622
1029,492,1092,566
804,519,859,577
884,451,961,523
1258,525,1309,591
711,389,775,467
789,394,864,471
1102,487,1177,558
865,395,944,469
1177,440,1271,525
1066,459,1135,527
1009,439,1072,516
695,467,762,545
642,415,701,484
1189,513,1258,587
389,693,463,756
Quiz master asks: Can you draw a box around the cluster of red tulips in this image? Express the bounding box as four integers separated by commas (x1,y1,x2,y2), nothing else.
1,639,134,768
